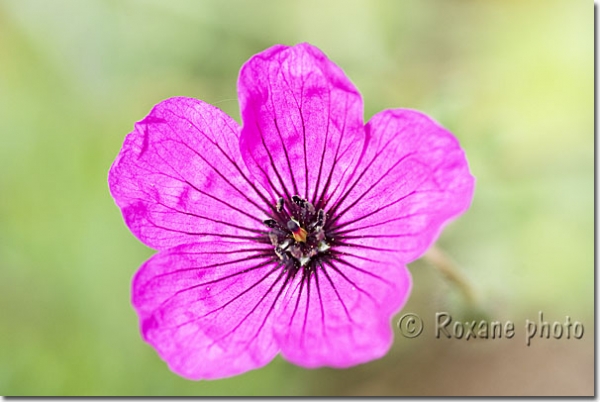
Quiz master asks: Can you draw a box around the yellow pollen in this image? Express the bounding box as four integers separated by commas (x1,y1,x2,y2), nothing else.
292,227,308,243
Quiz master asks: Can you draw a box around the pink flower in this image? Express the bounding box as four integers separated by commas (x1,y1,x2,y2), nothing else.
108,43,474,380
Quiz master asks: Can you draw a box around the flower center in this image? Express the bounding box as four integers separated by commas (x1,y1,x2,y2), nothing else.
264,195,331,268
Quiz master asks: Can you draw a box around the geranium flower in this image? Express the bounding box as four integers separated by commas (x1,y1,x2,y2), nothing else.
108,43,474,380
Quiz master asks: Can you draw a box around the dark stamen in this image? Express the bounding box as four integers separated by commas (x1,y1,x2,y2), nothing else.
316,209,325,226
292,195,306,208
263,219,278,228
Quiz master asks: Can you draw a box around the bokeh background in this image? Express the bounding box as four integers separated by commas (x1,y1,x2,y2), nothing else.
0,0,593,396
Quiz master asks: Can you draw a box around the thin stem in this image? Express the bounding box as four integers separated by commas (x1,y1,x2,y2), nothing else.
423,245,477,307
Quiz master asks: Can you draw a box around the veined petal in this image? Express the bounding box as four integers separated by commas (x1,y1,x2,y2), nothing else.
109,97,272,250
274,253,411,368
328,109,475,263
133,241,284,380
238,43,365,206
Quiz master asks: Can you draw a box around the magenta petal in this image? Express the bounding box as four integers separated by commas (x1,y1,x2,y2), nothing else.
133,241,283,380
238,43,365,205
329,109,475,263
108,97,271,250
274,254,411,368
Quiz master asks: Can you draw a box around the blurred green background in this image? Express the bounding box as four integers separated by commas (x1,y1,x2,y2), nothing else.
0,0,593,396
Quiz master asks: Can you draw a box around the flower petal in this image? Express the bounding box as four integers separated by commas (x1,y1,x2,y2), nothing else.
273,253,411,368
133,241,285,380
109,97,273,250
328,109,475,263
238,43,365,205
